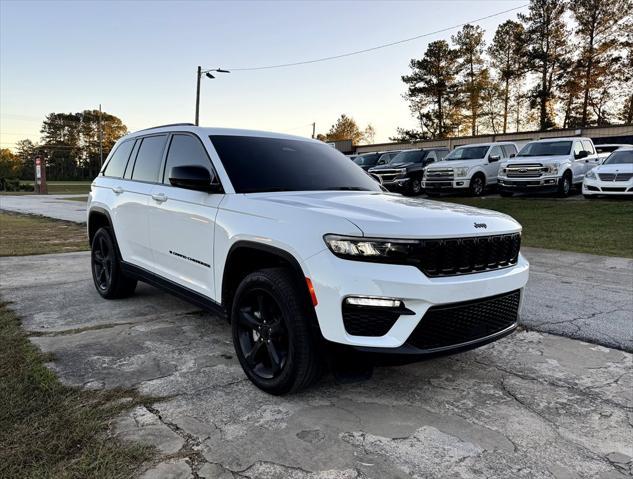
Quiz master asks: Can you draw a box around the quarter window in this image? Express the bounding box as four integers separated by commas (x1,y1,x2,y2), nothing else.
103,140,134,178
163,134,213,184
131,135,167,183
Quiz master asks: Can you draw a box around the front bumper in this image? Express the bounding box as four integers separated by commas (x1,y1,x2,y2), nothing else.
302,249,529,351
498,176,560,191
582,178,633,195
422,178,470,190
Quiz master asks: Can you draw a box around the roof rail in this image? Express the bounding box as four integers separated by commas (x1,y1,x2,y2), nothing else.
135,123,196,133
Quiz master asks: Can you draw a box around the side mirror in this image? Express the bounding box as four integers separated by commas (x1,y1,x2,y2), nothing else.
169,165,223,193
576,150,589,159
489,154,501,162
510,153,516,158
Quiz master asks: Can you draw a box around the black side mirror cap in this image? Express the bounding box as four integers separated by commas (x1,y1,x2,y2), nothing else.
576,150,589,159
169,165,223,193
510,153,516,158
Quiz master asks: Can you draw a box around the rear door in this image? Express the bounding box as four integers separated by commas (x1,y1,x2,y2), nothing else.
115,134,168,270
582,139,600,172
147,133,224,299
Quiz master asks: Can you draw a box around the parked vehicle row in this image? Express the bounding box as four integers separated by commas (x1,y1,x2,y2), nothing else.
357,138,631,198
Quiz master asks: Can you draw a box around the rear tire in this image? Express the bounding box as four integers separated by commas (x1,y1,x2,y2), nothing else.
91,227,137,299
231,267,322,395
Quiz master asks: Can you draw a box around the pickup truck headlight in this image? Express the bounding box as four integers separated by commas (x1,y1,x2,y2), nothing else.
454,167,469,177
585,169,597,180
544,164,559,175
324,234,418,262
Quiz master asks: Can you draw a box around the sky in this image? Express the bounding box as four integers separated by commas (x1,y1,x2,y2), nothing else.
0,0,528,147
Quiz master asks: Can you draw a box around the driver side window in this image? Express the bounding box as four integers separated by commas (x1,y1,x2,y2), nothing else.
163,134,215,184
489,145,502,160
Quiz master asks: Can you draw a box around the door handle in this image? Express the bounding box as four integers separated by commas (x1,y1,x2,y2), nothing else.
113,186,124,194
151,193,168,203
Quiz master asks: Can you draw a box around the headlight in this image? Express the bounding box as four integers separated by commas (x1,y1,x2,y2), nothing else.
454,167,469,177
324,234,418,262
543,164,559,175
396,168,407,175
585,169,597,180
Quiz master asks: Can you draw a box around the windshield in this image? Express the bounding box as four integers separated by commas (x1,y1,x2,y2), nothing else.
389,150,427,164
353,153,380,166
596,145,625,154
603,150,633,165
517,141,572,157
445,146,489,161
210,135,381,193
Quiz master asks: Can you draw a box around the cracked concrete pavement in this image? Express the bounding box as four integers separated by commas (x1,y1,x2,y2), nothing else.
1,251,632,478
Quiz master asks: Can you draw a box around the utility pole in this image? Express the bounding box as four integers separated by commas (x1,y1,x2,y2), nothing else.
312,122,316,139
98,104,103,167
195,66,202,126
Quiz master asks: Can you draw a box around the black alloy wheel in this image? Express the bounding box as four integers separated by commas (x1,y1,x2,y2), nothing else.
409,177,422,196
235,288,289,379
231,267,322,394
91,227,137,299
93,233,114,292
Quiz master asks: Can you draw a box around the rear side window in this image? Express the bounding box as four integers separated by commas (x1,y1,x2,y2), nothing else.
573,141,584,156
163,134,214,184
131,135,167,183
501,145,517,157
582,140,595,155
103,140,134,178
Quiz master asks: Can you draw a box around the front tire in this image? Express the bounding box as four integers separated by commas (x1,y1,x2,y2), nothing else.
91,227,137,299
469,174,486,196
231,268,322,395
407,176,422,196
557,172,572,197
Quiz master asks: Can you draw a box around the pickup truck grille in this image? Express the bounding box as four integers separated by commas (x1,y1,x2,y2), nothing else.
598,173,633,182
506,164,544,178
425,169,454,180
373,169,403,182
416,233,521,277
406,290,520,351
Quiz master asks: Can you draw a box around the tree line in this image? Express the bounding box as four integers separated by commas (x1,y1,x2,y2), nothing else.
393,0,633,141
4,110,127,182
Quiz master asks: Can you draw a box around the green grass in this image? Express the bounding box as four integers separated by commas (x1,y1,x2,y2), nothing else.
0,212,89,256
440,196,633,258
0,181,92,195
0,303,157,478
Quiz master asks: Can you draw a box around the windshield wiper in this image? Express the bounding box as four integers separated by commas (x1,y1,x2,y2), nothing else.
323,186,369,191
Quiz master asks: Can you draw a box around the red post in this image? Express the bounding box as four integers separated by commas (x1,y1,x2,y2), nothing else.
34,157,48,194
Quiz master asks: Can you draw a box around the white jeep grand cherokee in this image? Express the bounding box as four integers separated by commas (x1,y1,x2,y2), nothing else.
87,124,529,394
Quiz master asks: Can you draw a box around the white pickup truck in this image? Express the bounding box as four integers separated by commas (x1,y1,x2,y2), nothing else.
422,142,518,196
498,137,600,197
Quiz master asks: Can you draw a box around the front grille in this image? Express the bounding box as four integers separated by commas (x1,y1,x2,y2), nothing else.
406,290,520,351
374,170,402,182
506,164,544,178
415,233,521,277
343,305,400,336
426,169,454,180
599,173,633,182
602,187,626,192
501,180,543,186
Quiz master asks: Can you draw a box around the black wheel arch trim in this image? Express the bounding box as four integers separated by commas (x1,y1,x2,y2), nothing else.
88,207,121,255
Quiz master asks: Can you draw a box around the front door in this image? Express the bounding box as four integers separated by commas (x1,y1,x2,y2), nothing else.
147,133,224,300
484,145,503,184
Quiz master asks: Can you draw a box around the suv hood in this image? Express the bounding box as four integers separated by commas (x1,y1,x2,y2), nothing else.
427,160,482,170
250,191,521,238
370,162,414,171
505,155,569,165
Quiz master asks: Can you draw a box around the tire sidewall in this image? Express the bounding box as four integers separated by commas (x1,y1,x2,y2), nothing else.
470,175,485,196
231,271,302,393
91,227,121,298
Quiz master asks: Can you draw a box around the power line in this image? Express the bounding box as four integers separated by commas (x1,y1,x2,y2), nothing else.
223,4,528,72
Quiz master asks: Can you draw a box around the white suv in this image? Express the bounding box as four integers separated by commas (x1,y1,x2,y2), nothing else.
422,142,518,196
498,137,600,197
87,124,529,394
